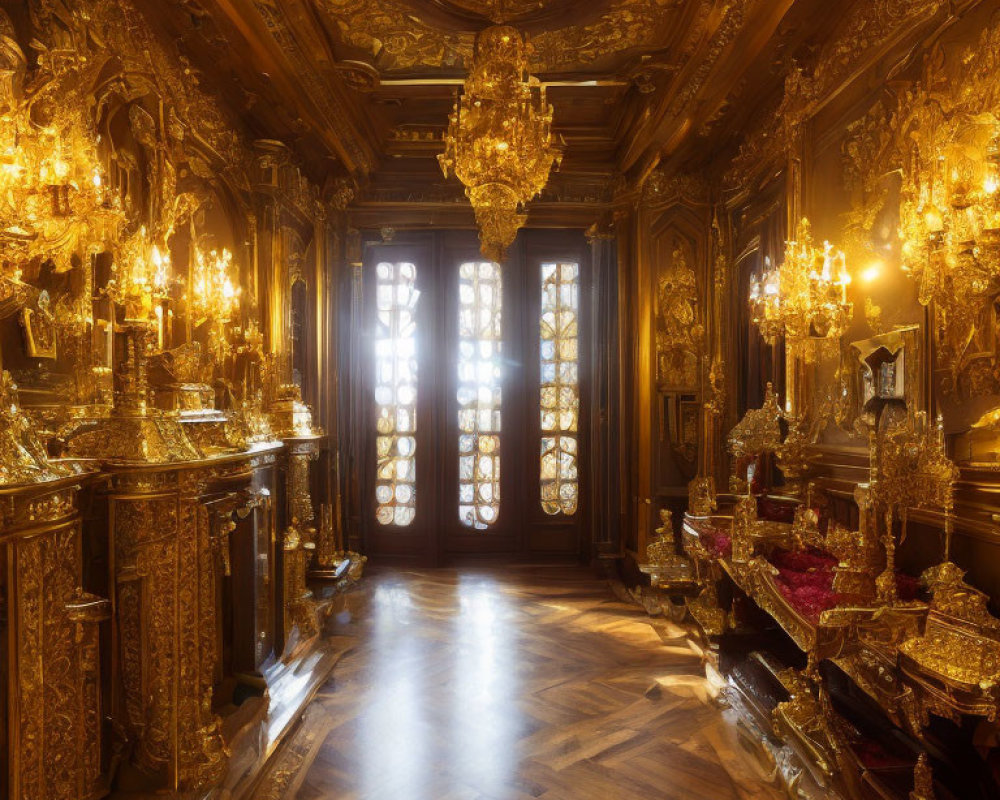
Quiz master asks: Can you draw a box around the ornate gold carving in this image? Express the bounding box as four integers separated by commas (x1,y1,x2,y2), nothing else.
656,239,703,389
311,503,341,575
687,581,727,637
727,381,783,471
826,484,881,604
843,17,1000,395
772,670,843,780
20,291,58,359
687,475,717,517
776,414,810,499
4,478,109,800
270,380,320,439
320,0,687,72
283,519,319,653
728,0,940,191
0,370,70,484
64,325,204,465
646,508,673,563
111,483,227,790
287,446,319,530
318,0,473,71
641,508,698,594
898,561,1000,721
642,171,709,207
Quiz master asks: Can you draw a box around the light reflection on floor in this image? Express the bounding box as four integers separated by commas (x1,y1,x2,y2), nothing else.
451,575,519,795
357,580,431,796
281,566,783,800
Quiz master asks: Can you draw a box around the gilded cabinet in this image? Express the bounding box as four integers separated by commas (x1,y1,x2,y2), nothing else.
1,474,109,800
106,446,281,793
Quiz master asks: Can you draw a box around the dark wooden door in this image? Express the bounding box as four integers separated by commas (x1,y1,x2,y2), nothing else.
360,230,589,564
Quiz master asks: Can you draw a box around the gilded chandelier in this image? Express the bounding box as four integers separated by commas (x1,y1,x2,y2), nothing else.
749,218,852,356
438,25,562,262
900,122,1000,314
0,93,122,278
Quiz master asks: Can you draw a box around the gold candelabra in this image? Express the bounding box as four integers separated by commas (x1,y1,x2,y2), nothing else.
107,226,174,325
190,245,241,363
749,218,853,358
190,246,240,325
438,25,562,262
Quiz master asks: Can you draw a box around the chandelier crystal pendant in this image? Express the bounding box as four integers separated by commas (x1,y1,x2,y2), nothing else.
438,25,563,262
749,218,853,356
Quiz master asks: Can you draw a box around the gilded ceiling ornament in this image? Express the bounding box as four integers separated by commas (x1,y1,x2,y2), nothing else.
445,0,551,22
318,0,679,72
530,0,675,71
438,25,562,261
319,0,473,70
810,0,941,101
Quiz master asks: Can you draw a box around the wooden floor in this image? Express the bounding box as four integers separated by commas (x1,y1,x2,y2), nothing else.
257,566,783,800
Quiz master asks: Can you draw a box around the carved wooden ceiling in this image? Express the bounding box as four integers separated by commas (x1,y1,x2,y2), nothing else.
134,0,851,221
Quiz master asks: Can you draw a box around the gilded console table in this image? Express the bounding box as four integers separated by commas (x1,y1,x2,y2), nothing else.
1,470,110,800
102,442,282,795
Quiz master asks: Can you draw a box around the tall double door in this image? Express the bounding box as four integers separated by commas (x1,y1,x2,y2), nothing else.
361,230,589,563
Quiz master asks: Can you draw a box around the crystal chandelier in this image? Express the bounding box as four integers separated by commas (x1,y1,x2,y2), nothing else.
438,25,562,262
749,218,853,354
900,122,1000,312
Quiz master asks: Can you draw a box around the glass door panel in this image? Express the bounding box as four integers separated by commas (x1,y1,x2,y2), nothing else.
363,240,437,561
457,261,503,530
360,230,588,563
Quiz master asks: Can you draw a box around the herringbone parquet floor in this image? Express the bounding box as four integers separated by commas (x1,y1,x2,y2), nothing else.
257,566,783,800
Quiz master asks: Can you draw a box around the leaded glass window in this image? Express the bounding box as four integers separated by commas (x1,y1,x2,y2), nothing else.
457,261,503,529
539,262,579,516
374,261,419,527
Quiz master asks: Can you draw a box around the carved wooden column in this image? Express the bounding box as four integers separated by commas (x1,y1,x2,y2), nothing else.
1,473,110,800
285,436,321,533
274,429,325,654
